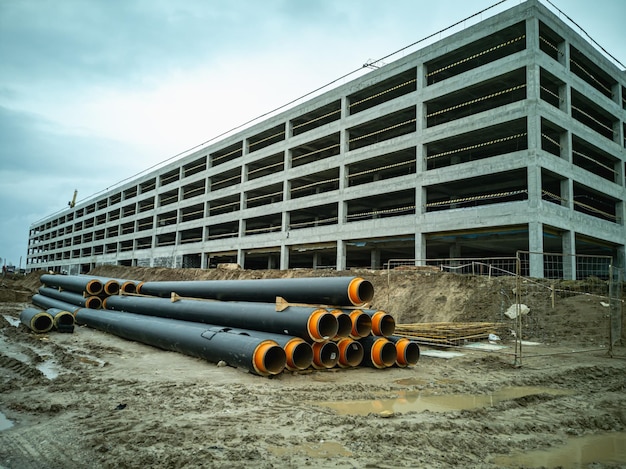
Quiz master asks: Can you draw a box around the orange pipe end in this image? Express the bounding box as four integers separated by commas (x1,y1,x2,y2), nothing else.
311,341,339,369
307,309,339,342
283,337,313,371
252,340,286,376
103,280,120,296
331,310,353,340
135,282,145,295
120,281,137,294
349,310,372,338
85,296,102,310
394,338,420,367
347,277,374,306
370,311,396,337
370,338,397,369
85,279,103,296
336,338,364,368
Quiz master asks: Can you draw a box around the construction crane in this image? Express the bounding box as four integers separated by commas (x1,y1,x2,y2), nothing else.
68,190,77,208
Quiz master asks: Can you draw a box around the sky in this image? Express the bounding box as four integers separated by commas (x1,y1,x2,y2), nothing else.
0,0,624,268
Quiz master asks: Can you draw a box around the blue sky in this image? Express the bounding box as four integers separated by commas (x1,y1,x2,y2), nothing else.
0,0,624,268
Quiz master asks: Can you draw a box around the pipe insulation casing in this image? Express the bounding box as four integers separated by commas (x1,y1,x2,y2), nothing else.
79,275,140,295
136,276,374,307
358,336,397,369
330,310,353,340
38,286,102,309
336,338,364,368
44,307,75,332
74,308,286,377
359,309,396,337
387,336,420,367
311,341,340,369
347,310,373,339
239,330,313,371
103,295,338,343
40,273,103,296
31,294,81,316
19,307,54,333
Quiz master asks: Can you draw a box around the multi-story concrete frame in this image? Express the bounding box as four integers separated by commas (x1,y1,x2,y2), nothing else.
27,0,626,278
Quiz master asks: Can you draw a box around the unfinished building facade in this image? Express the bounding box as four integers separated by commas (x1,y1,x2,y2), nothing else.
27,0,626,278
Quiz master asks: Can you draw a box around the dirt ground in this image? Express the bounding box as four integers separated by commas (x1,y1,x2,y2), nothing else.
1,267,625,468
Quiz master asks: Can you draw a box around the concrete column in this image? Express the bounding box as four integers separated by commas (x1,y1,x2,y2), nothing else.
313,252,321,269
562,230,576,280
280,245,289,270
528,221,544,278
560,129,572,163
336,240,346,270
415,232,426,266
560,178,573,209
237,249,245,268
527,164,542,209
370,249,381,270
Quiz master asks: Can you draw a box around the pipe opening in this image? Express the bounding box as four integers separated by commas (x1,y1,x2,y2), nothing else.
349,311,372,338
370,338,397,368
337,338,364,367
120,282,137,294
312,341,339,369
85,280,104,296
85,296,103,310
284,339,313,371
331,310,353,339
54,311,75,327
253,341,286,376
348,278,374,306
32,313,54,333
371,311,396,337
103,281,120,296
393,338,420,366
307,310,339,342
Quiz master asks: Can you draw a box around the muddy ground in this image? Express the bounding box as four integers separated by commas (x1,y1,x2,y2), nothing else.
1,267,625,468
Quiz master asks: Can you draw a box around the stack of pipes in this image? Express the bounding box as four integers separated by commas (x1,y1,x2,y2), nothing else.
22,274,419,378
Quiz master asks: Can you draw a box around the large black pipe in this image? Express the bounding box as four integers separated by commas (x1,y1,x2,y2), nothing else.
103,295,338,343
136,276,374,307
359,309,396,337
40,273,103,296
74,308,286,377
311,341,340,369
31,294,81,316
38,286,102,309
358,336,397,369
336,338,364,368
45,308,75,333
387,336,420,367
80,275,141,295
19,307,53,333
242,331,313,371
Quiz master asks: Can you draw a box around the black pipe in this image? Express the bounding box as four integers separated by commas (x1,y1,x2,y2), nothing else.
387,336,420,367
358,336,397,369
346,310,373,339
40,273,103,296
38,286,102,309
74,308,286,377
45,307,75,333
359,309,396,337
336,338,364,368
136,276,374,307
330,310,353,340
78,275,120,296
242,331,313,371
311,341,340,369
80,275,140,295
19,307,53,333
103,295,338,342
31,294,81,316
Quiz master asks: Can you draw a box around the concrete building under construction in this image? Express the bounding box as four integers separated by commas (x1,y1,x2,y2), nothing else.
27,0,626,278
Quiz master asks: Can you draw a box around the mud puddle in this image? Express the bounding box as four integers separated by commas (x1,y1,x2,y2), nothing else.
318,386,573,415
493,431,626,468
0,411,14,431
268,441,353,458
